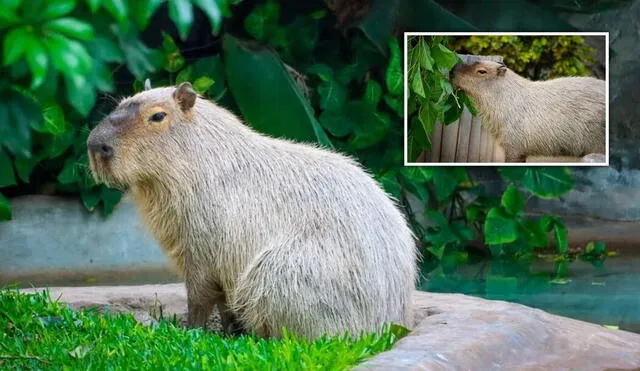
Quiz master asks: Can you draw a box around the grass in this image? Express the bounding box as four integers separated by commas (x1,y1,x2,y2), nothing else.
0,289,406,370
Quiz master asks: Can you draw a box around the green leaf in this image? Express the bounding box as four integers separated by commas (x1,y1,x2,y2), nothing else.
364,80,383,106
346,101,390,149
86,0,102,13
0,7,20,30
418,101,436,139
103,0,128,23
191,56,226,99
318,111,351,138
116,26,163,79
89,36,124,63
383,95,403,117
0,149,17,187
500,167,574,199
41,104,66,135
306,64,334,82
81,188,101,211
458,91,477,115
416,38,434,71
24,35,48,89
403,178,430,204
484,207,518,245
222,35,331,147
0,193,11,221
58,157,80,184
168,0,194,40
317,80,347,111
377,171,401,199
453,0,577,32
44,18,94,41
192,76,215,95
41,0,76,19
100,186,123,216
13,155,37,183
357,0,399,54
64,73,96,116
501,184,525,216
432,167,457,201
399,0,476,32
44,33,93,76
431,44,459,71
443,93,463,125
402,167,433,183
193,0,226,35
385,37,403,96
410,67,425,98
516,219,548,247
243,0,280,42
176,65,194,84
553,219,569,254
129,0,164,29
3,26,28,66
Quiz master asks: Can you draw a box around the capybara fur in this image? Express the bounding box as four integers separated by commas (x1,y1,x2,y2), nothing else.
450,60,606,162
87,82,418,339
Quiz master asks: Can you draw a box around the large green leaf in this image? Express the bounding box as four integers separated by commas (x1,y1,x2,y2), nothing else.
398,0,476,31
44,18,95,41
501,183,525,216
222,35,331,147
129,0,164,29
453,0,577,31
193,0,227,36
499,167,574,199
317,80,347,111
103,0,128,23
484,207,518,245
168,0,194,40
2,26,28,66
192,56,226,100
41,0,76,20
385,37,403,96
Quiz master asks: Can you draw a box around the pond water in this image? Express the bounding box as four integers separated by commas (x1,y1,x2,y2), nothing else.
419,254,640,334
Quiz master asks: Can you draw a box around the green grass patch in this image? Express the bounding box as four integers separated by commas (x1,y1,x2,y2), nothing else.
0,289,407,370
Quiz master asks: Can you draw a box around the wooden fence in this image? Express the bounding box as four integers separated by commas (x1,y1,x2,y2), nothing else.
414,54,506,164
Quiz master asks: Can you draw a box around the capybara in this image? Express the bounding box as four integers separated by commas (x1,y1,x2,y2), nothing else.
450,60,606,162
87,82,418,339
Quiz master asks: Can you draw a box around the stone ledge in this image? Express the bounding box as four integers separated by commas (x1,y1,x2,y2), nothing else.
19,284,640,371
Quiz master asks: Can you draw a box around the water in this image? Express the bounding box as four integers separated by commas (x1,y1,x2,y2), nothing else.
419,254,640,334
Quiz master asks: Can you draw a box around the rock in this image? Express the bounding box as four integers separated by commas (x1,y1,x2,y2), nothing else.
358,292,640,371
19,285,640,370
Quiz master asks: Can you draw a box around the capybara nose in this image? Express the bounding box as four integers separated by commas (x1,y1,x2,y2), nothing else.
88,139,114,159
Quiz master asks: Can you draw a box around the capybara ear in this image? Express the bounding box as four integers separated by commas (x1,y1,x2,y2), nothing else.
497,63,507,76
173,82,197,112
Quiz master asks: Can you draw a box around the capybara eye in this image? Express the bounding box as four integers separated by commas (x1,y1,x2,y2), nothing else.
149,112,167,122
477,70,487,74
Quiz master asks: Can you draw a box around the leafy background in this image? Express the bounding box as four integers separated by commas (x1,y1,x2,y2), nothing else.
0,0,623,274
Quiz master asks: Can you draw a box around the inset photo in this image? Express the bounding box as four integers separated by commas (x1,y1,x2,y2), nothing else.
404,32,609,166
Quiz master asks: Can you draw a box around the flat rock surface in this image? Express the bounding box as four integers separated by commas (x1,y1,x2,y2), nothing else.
20,285,640,371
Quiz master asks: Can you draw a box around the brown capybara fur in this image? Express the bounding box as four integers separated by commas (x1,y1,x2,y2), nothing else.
450,60,606,162
87,82,418,340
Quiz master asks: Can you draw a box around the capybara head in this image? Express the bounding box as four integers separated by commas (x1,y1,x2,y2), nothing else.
450,60,508,93
87,82,197,189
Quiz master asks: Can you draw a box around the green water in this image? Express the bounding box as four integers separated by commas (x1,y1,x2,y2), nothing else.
419,254,640,333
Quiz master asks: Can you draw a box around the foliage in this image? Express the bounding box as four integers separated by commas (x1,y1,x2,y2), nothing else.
0,289,405,370
448,35,598,80
0,0,608,266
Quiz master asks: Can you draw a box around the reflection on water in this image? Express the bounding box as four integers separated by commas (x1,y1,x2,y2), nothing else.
419,254,640,334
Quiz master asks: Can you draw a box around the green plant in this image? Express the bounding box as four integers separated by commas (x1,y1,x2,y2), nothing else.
0,0,608,266
448,35,598,80
0,289,406,369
